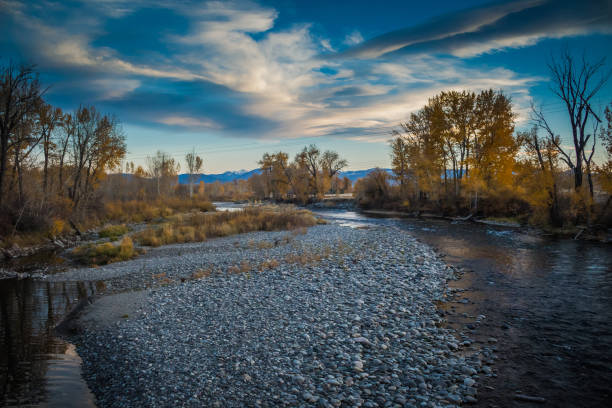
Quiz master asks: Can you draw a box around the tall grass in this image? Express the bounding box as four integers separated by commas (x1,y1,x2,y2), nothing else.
104,197,215,224
72,236,138,265
98,224,129,240
135,206,320,247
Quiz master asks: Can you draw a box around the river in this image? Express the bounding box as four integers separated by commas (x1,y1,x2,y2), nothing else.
1,206,611,407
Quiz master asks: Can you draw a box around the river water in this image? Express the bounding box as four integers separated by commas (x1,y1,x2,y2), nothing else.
1,207,611,407
314,209,612,407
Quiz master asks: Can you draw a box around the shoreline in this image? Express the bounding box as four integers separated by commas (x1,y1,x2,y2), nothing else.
360,208,611,242
59,223,492,407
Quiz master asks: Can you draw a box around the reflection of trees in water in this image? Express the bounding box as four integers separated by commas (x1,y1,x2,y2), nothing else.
0,279,94,405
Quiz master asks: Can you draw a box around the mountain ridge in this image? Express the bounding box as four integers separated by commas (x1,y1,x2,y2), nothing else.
177,168,392,184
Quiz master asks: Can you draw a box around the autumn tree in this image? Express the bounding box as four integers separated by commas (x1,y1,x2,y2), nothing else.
67,106,126,209
517,126,561,225
472,89,517,191
390,89,516,212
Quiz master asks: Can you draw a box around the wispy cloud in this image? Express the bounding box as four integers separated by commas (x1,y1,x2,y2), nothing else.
340,0,611,59
157,115,221,129
0,0,600,145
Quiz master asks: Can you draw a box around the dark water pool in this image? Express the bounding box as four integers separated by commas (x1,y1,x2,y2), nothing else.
0,278,97,407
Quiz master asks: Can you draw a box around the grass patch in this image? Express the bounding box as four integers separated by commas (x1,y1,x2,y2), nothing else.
72,236,138,265
134,206,319,248
98,224,129,240
104,197,215,224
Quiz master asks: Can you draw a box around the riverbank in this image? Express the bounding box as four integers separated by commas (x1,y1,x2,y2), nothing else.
361,209,612,242
58,224,492,407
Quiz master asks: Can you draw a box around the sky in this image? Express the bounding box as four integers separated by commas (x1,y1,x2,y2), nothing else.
1,0,611,173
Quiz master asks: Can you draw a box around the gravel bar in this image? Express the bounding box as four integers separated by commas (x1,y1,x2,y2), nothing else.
62,224,487,407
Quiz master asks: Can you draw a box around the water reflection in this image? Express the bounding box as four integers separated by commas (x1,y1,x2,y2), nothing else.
212,202,247,212
0,279,97,407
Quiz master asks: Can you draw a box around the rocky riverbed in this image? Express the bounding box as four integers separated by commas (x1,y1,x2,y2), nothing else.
57,224,494,407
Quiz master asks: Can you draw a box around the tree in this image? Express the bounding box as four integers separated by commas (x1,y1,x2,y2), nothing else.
473,89,517,191
185,148,203,198
146,151,179,197
390,134,410,198
0,63,43,206
67,106,126,208
517,126,561,225
534,50,610,193
296,144,321,197
596,104,612,216
320,150,348,182
37,103,63,199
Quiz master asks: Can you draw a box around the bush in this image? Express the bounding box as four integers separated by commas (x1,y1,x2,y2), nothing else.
73,236,137,265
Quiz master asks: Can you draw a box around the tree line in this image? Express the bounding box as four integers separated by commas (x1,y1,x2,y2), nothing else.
0,63,126,236
356,50,611,229
248,145,350,202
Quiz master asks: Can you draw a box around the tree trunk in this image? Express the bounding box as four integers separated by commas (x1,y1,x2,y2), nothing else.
574,162,583,189
0,132,7,207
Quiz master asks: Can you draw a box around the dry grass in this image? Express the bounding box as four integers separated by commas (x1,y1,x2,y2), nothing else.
72,236,137,265
258,258,279,271
103,197,215,224
134,206,319,247
98,224,129,240
191,268,212,279
284,244,334,266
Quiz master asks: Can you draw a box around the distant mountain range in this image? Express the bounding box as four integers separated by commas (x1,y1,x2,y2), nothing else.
177,169,261,184
177,168,393,184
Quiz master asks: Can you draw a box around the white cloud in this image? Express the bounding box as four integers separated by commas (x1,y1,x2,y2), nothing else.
344,30,364,46
158,115,221,129
89,79,141,100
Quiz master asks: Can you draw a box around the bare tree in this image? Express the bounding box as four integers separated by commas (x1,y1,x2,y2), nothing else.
536,50,610,192
0,63,42,206
37,103,63,199
146,151,178,196
185,148,203,198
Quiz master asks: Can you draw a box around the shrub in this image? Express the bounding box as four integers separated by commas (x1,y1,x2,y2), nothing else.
99,224,129,240
49,219,66,238
73,236,137,265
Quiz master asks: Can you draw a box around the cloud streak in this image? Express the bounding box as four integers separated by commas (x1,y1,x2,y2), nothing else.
341,0,611,59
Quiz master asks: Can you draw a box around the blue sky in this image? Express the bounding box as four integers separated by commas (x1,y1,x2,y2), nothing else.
1,0,611,172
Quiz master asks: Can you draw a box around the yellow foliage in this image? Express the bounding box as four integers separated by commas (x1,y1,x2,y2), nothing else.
49,219,65,238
